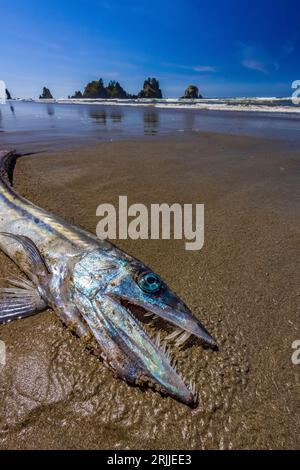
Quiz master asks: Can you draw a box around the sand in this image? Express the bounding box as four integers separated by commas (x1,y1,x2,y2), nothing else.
0,132,299,449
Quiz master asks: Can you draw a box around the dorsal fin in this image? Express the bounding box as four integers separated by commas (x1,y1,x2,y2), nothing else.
0,150,18,187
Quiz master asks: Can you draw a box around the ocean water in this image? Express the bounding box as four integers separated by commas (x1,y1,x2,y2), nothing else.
0,100,300,152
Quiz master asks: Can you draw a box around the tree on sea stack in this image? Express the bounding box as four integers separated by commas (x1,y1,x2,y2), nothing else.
39,87,53,99
181,85,203,99
105,80,128,99
83,78,108,98
71,91,83,99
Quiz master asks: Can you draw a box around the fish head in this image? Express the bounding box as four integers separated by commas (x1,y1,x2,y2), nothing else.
71,248,217,405
108,262,217,349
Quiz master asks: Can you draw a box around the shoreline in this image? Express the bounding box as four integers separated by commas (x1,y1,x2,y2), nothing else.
13,97,300,114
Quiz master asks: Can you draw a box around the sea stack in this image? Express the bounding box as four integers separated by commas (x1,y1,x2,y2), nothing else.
73,79,129,99
39,87,53,99
182,85,202,99
138,78,162,98
71,91,83,99
82,79,108,98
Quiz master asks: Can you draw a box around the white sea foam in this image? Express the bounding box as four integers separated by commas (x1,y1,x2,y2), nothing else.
24,97,300,114
0,80,6,104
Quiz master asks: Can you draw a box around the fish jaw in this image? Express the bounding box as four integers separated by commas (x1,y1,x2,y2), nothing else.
108,276,218,349
70,248,217,348
72,288,197,406
116,293,217,349
69,248,217,404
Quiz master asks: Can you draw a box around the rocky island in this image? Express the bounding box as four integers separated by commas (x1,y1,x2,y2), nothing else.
70,79,130,99
137,78,162,98
182,85,202,99
70,91,83,99
39,87,53,99
5,89,12,99
82,78,108,98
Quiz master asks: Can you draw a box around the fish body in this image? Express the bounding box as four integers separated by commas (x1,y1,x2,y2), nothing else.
0,150,217,406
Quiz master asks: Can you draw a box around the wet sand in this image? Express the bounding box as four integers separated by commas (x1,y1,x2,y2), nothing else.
0,132,299,449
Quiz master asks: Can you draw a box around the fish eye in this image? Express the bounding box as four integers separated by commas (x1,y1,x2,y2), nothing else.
137,272,162,294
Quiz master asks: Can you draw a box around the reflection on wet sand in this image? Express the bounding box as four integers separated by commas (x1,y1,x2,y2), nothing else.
110,111,122,123
0,104,15,131
89,108,107,124
184,110,195,130
1,101,300,153
144,110,159,135
47,104,55,116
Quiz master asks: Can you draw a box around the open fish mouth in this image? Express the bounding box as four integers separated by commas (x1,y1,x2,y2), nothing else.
71,249,217,405
120,298,195,347
120,295,218,349
114,298,203,405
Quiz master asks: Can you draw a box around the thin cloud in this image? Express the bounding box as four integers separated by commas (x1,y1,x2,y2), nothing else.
283,44,295,56
238,40,295,74
242,59,268,74
161,62,217,73
192,65,216,72
238,42,275,74
282,34,298,56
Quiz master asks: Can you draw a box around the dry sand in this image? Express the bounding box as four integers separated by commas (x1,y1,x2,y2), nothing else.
0,133,299,449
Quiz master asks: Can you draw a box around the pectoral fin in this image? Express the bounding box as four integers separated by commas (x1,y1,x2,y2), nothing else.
0,277,47,323
0,232,50,282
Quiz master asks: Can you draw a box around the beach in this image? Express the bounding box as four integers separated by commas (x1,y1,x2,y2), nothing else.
0,132,299,449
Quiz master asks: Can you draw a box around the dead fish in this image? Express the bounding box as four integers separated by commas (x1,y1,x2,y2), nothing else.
0,150,217,406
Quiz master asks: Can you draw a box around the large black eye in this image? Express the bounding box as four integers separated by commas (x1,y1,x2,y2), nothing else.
137,272,162,294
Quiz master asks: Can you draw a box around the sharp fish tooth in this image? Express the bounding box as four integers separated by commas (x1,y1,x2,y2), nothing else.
144,312,154,317
189,379,197,395
155,331,161,346
165,328,183,342
175,331,191,347
171,357,177,369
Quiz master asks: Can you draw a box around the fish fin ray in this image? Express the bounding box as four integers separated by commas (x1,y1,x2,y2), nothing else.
0,281,47,323
0,232,50,279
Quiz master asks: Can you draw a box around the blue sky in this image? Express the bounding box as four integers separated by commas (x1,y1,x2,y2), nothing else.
1,0,299,98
